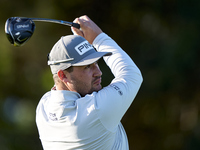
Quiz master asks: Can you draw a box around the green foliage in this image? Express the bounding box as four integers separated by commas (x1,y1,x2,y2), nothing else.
0,0,199,149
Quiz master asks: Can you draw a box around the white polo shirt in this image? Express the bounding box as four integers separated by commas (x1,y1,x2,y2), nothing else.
36,33,143,150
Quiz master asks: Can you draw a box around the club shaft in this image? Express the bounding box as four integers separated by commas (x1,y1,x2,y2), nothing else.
30,18,80,29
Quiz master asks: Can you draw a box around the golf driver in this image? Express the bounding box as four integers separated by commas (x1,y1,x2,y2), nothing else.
5,17,80,46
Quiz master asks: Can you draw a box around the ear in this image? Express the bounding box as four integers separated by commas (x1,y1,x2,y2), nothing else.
57,70,68,83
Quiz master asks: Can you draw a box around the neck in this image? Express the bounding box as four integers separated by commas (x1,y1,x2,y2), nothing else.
55,82,69,91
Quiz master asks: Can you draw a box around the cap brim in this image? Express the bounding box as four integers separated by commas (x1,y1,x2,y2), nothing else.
72,51,112,66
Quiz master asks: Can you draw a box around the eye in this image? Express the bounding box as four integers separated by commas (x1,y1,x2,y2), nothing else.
85,64,91,69
84,61,98,69
95,61,98,65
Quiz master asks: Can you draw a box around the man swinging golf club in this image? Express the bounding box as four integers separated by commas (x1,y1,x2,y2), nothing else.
36,15,143,150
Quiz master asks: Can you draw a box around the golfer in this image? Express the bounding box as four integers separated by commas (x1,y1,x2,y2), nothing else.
36,15,143,150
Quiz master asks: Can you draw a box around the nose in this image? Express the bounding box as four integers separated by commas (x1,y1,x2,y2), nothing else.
93,63,102,77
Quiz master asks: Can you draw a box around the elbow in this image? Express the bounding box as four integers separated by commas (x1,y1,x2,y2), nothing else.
133,68,143,85
134,72,143,91
139,72,143,85
134,74,143,88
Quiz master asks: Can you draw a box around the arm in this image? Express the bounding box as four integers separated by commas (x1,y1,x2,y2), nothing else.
94,33,143,130
72,15,143,131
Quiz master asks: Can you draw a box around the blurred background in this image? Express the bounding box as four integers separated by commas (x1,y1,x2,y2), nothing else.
0,0,200,149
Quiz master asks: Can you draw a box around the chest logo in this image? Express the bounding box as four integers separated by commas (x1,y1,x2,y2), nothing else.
49,113,58,121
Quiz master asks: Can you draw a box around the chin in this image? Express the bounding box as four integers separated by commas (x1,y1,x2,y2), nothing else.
95,85,102,92
91,85,102,93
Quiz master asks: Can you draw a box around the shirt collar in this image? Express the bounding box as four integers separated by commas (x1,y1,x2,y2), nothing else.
51,90,81,102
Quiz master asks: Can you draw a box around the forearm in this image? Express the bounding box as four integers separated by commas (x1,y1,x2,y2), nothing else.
93,33,143,83
93,33,143,130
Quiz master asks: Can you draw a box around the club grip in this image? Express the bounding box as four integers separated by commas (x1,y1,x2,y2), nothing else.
72,23,80,29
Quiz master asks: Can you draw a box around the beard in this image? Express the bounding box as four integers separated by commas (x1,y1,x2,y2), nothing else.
70,75,102,97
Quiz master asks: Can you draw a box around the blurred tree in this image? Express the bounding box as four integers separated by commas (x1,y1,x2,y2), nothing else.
0,0,199,149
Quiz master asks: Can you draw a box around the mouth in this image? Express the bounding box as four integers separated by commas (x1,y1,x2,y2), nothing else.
93,77,101,85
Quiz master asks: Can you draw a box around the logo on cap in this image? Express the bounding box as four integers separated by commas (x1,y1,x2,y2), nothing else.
75,41,93,55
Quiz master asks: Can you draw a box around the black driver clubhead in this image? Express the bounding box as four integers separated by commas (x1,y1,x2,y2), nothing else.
5,17,35,46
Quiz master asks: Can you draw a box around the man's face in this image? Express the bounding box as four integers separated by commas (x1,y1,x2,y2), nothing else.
65,62,102,96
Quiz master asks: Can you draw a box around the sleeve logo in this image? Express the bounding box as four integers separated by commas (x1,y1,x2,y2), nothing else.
110,84,123,96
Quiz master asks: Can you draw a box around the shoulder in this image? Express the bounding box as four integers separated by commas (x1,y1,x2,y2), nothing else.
41,91,51,99
36,91,51,110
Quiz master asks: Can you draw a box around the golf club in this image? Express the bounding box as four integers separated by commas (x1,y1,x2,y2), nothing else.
5,17,80,46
